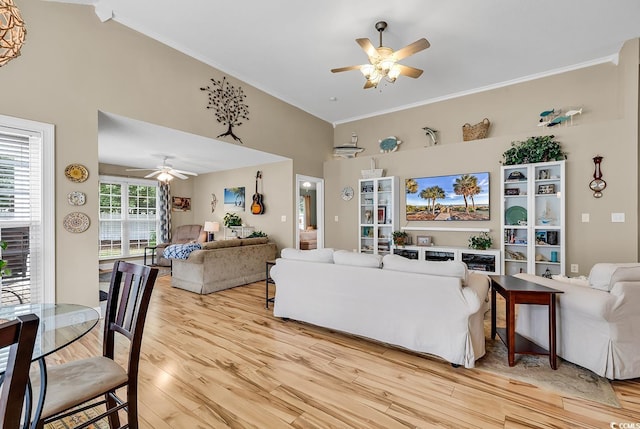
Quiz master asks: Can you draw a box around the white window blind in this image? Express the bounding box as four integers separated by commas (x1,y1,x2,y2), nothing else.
0,127,43,303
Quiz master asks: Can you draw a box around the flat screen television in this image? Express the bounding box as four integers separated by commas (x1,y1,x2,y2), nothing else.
405,172,490,221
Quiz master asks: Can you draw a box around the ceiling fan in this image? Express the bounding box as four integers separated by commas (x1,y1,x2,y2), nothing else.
331,21,430,89
126,156,198,181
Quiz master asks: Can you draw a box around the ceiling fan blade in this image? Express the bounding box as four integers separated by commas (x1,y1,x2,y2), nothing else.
331,65,362,73
395,64,424,78
126,168,155,172
393,38,430,61
172,168,198,176
169,170,188,180
144,171,161,178
356,38,378,60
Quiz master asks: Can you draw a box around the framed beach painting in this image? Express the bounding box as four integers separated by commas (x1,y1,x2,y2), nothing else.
224,187,245,212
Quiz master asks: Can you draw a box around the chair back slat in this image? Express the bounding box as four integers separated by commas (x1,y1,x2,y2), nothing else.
103,261,158,375
0,313,39,429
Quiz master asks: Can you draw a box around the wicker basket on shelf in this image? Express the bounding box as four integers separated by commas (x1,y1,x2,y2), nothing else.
462,118,491,141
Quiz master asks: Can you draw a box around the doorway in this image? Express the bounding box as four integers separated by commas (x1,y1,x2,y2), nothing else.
295,174,324,250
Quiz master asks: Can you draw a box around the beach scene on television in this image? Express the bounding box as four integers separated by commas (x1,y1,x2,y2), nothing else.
406,172,490,221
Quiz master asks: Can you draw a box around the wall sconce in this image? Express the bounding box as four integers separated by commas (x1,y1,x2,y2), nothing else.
204,221,220,241
0,0,27,67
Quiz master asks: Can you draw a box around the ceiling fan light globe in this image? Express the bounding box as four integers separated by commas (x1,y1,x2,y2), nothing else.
388,64,401,80
157,172,174,182
379,58,396,75
360,64,375,79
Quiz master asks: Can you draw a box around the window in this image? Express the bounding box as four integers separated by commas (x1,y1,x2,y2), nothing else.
0,116,55,305
99,176,159,259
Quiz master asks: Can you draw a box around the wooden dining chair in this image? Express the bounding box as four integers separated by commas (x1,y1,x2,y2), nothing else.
34,261,158,429
0,313,39,429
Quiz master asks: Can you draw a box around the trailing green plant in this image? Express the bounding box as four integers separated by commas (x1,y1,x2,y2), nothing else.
0,241,10,277
468,232,493,250
247,230,267,238
501,135,567,165
223,212,242,227
392,230,409,246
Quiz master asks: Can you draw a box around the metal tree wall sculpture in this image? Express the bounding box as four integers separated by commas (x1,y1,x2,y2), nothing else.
200,76,249,144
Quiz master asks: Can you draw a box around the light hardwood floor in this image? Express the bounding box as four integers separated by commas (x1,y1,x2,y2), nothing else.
49,276,640,428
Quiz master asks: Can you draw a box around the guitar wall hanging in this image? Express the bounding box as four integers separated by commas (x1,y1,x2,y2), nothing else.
589,155,606,198
251,171,265,214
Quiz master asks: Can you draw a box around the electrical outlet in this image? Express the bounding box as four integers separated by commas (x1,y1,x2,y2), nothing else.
280,215,286,222
334,215,339,222
581,213,590,222
571,264,579,273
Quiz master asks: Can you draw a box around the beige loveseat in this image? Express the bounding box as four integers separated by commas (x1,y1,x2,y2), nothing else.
170,237,277,294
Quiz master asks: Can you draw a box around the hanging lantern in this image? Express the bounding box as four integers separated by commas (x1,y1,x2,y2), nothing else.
0,0,26,67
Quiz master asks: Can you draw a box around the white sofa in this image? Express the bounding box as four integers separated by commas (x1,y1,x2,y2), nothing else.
514,263,640,380
270,249,491,368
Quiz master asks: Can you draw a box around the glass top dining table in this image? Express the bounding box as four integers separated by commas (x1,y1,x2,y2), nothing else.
0,303,100,374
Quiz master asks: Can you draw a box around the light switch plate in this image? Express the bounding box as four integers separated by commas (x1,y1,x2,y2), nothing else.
611,213,625,223
581,213,589,222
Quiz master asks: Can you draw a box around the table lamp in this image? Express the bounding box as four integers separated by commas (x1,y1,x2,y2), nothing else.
204,221,220,242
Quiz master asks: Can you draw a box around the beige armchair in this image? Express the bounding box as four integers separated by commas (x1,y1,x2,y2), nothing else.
156,224,205,266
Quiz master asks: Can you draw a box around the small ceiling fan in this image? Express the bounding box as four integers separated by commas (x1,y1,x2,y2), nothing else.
331,21,430,89
126,156,198,181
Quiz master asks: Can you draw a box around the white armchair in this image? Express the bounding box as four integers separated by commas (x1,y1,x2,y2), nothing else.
514,263,640,380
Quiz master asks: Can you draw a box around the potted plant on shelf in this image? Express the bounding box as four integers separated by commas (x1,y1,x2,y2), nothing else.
392,230,409,247
501,135,567,165
223,213,242,228
468,232,493,250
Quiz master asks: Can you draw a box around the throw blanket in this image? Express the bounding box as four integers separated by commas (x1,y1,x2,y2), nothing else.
163,243,202,260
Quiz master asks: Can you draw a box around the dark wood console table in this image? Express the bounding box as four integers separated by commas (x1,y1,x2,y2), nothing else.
489,275,563,369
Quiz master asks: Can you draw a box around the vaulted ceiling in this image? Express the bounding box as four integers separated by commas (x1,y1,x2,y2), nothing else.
44,0,640,173
48,0,640,125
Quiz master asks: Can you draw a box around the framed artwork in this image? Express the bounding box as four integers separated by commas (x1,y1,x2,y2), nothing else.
377,207,386,223
538,169,550,180
535,231,547,244
538,184,555,194
171,197,191,212
224,187,245,212
416,236,433,246
405,172,490,221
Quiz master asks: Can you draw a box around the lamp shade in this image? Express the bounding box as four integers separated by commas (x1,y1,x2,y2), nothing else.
204,221,220,232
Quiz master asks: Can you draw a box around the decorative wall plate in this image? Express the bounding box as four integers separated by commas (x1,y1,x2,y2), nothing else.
63,212,90,233
505,206,527,226
64,164,89,183
67,191,86,206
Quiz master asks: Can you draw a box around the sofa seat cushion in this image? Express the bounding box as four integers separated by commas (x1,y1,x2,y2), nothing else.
588,263,640,291
333,250,382,268
280,248,334,263
163,242,202,259
382,254,468,285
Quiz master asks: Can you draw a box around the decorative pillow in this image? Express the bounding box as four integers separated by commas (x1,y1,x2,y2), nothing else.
163,243,202,259
333,250,382,268
280,248,334,263
588,263,640,292
551,274,590,287
381,254,468,285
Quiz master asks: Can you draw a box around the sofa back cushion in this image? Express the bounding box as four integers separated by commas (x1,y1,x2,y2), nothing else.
280,248,334,263
333,250,382,268
589,263,640,291
240,237,269,246
201,240,242,250
382,254,468,285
